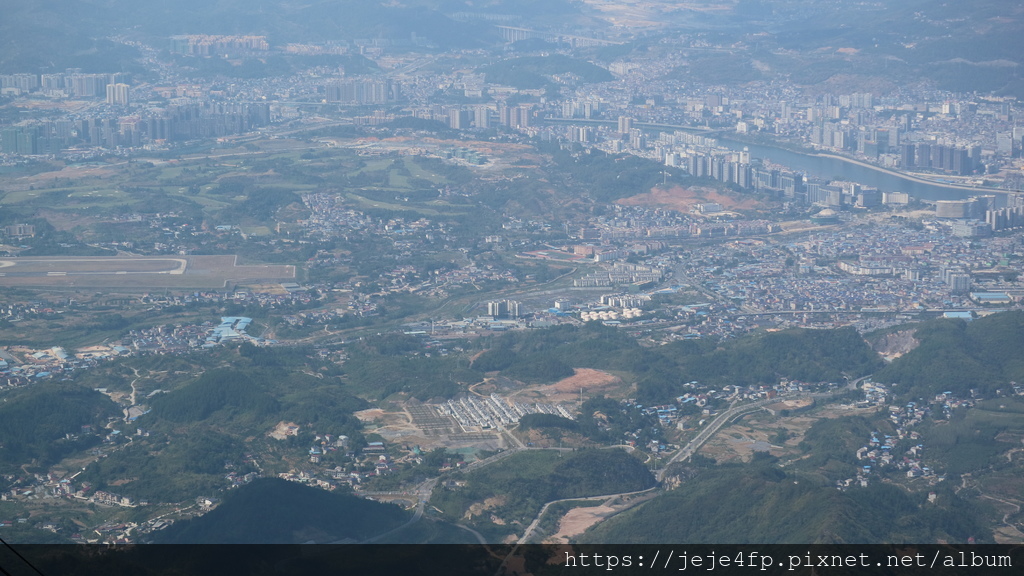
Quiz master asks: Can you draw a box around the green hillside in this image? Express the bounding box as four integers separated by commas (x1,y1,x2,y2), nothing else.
152,477,408,543
75,349,369,502
432,448,654,540
583,386,1024,544
875,312,1024,399
665,326,884,394
583,460,987,544
472,323,880,405
0,382,119,473
145,361,367,433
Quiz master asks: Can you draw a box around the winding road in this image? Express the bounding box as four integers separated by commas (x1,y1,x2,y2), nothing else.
351,477,438,544
516,485,659,545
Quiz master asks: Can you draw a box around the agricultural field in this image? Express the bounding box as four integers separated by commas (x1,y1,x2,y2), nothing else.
0,136,489,267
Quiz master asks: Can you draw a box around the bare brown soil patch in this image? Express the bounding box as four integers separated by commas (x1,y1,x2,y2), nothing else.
552,505,616,540
239,283,291,295
617,185,765,212
355,409,387,422
534,369,623,403
551,369,621,393
269,421,300,440
466,495,507,520
355,407,425,443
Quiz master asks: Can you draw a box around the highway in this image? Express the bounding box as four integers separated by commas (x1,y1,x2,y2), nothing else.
656,398,773,482
656,376,870,482
516,485,659,545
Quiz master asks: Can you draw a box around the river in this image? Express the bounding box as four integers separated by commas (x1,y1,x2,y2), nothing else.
717,137,999,202
542,118,1004,202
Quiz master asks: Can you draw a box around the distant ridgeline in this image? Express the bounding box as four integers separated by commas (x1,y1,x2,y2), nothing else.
0,0,509,73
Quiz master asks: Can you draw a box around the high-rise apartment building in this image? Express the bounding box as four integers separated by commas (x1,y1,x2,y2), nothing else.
325,79,399,105
617,115,633,135
487,300,522,319
106,83,130,106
